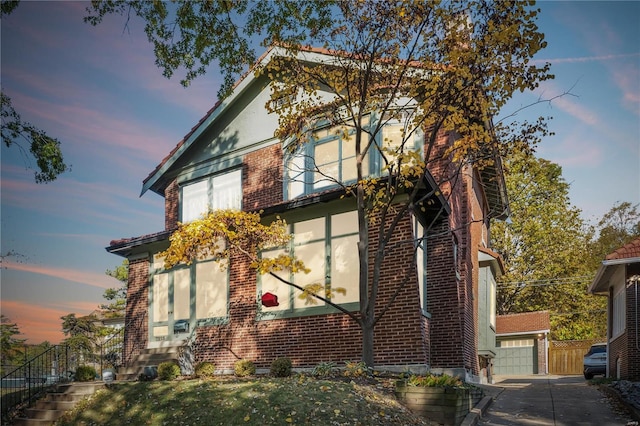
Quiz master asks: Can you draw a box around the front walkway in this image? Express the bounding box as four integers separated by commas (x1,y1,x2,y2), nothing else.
479,375,634,425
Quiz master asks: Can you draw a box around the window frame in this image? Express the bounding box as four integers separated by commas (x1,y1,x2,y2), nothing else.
257,207,360,320
149,253,230,343
412,214,429,317
180,168,243,223
611,286,626,338
284,111,422,200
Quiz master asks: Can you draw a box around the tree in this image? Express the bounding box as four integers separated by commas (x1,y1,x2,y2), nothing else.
92,1,553,367
589,202,640,270
491,150,606,340
101,260,129,317
60,313,97,352
0,315,25,373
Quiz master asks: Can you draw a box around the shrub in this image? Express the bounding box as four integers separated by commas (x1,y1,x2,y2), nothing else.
137,372,154,381
406,373,463,388
157,361,181,381
343,361,372,378
270,357,292,377
194,361,216,379
75,365,97,382
234,359,256,377
312,361,337,377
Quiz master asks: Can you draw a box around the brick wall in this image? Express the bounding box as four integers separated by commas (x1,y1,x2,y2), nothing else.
124,257,149,366
244,143,283,210
624,268,639,381
125,129,485,375
194,210,428,370
165,179,179,231
536,336,547,374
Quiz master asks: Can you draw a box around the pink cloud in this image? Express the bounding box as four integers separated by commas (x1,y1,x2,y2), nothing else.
2,259,119,290
1,299,100,344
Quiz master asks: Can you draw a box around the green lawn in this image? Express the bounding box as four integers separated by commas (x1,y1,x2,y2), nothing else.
55,375,429,425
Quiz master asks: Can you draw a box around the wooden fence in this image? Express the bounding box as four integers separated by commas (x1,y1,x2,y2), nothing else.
549,339,603,375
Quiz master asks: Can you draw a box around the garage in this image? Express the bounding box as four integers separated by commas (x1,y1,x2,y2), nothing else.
494,312,550,376
494,338,537,375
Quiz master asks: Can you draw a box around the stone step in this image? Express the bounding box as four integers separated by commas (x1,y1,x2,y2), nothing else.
12,417,55,426
34,400,77,411
23,408,66,421
12,382,105,426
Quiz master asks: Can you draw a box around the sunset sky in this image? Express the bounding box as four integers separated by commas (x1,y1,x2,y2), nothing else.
1,1,639,344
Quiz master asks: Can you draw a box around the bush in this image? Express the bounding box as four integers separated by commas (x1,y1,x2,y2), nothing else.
406,373,463,388
312,361,337,377
234,359,256,377
270,357,292,377
343,361,372,378
157,361,181,381
75,365,97,382
194,361,216,379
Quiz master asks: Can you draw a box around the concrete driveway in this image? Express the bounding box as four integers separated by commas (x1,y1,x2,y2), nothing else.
479,375,635,425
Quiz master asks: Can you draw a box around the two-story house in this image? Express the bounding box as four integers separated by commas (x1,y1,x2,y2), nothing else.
107,47,508,382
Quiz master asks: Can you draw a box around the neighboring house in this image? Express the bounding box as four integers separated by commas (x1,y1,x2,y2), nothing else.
494,311,550,376
588,237,640,381
107,47,508,382
84,309,125,330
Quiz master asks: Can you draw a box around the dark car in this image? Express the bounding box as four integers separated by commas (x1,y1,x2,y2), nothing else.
583,343,607,379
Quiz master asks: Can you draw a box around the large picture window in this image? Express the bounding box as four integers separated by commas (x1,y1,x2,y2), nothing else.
259,209,359,318
150,254,228,341
181,169,242,222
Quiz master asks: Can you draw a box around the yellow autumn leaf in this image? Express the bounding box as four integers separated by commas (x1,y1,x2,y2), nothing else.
285,417,293,423
244,415,250,422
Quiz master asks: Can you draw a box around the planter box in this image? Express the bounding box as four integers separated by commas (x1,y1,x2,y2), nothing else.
395,383,476,426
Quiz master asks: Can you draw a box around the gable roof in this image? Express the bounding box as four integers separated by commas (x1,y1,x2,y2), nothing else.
141,46,340,197
496,311,550,336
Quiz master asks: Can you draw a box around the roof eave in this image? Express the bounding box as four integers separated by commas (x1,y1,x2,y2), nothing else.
588,256,640,294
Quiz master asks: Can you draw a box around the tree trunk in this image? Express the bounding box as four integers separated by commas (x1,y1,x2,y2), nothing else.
362,322,375,368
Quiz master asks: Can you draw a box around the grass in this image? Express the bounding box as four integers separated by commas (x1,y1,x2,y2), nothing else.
55,375,430,426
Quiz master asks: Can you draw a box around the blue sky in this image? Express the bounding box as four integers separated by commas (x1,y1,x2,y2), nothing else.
1,1,638,344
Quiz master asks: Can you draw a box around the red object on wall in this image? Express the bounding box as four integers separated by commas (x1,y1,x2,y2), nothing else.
261,292,279,307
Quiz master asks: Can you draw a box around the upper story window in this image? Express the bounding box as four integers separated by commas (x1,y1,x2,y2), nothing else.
284,111,422,200
181,169,242,223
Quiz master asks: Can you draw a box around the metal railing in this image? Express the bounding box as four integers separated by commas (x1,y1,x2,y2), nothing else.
1,344,77,422
0,326,126,423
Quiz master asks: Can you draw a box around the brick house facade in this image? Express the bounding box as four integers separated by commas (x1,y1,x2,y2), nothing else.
589,237,640,381
107,47,508,381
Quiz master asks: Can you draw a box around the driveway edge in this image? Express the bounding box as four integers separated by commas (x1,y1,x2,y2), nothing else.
599,383,640,422
460,394,496,426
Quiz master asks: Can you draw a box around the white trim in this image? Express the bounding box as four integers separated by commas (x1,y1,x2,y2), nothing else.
496,330,549,338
